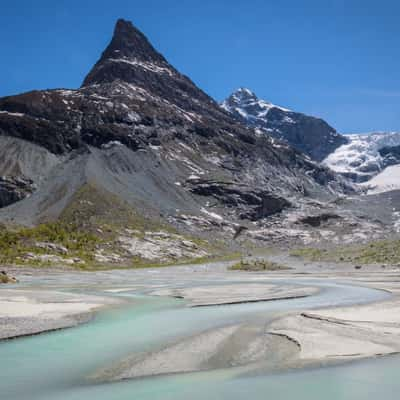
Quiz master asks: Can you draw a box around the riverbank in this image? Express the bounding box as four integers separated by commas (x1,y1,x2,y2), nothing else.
0,288,122,339
1,255,400,379
261,253,400,368
92,256,400,380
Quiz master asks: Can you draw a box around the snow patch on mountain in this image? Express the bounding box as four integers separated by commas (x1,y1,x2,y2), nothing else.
221,88,346,161
361,164,400,194
221,88,290,120
323,132,400,182
108,58,174,76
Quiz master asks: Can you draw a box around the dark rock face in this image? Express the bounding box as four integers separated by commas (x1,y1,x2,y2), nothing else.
0,19,352,220
221,88,348,162
298,213,341,227
187,178,291,220
0,176,34,208
82,19,217,114
379,145,400,168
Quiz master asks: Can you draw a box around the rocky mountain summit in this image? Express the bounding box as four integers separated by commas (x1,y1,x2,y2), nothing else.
0,18,391,267
221,88,347,161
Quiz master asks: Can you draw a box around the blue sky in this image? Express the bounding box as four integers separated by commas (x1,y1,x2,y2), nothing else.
0,0,398,133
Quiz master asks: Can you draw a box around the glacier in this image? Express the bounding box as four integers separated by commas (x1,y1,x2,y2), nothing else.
323,132,400,182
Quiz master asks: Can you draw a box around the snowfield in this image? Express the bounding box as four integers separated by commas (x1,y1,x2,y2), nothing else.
361,164,400,194
324,132,400,182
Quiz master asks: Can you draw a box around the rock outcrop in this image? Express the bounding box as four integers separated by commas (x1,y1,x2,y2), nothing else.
186,178,291,220
0,271,18,284
0,176,34,208
379,145,400,168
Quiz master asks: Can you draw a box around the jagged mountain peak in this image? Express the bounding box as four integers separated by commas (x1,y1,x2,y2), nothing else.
82,19,172,87
81,18,219,113
103,19,166,63
221,88,346,161
221,88,290,119
231,87,258,100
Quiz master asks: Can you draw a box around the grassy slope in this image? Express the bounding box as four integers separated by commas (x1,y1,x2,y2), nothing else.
0,183,228,269
229,259,290,271
291,239,400,265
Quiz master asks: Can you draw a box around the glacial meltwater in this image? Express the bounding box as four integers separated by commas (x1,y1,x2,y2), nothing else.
0,278,398,400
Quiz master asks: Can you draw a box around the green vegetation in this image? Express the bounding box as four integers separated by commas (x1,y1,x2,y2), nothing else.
0,222,102,266
60,183,173,235
112,252,242,271
229,259,291,271
290,247,327,261
0,184,225,269
291,239,400,265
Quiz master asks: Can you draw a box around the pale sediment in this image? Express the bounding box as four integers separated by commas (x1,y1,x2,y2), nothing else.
0,289,121,340
3,257,400,379
264,262,400,366
92,322,299,381
149,284,319,307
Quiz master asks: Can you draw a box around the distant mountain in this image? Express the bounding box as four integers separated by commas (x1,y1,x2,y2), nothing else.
221,88,347,161
323,132,400,182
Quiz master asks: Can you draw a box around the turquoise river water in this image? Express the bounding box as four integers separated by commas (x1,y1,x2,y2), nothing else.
1,279,399,400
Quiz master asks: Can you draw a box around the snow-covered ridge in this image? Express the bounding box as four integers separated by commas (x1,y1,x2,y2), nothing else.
361,164,400,194
323,132,400,182
0,110,25,117
221,87,346,161
108,58,174,76
221,88,290,121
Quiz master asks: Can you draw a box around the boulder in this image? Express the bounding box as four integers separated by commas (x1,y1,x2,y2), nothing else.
0,270,18,284
0,176,35,208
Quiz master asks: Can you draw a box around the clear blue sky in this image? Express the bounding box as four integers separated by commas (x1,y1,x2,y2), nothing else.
1,0,398,133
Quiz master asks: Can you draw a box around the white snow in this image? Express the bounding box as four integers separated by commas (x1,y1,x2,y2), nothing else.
127,112,140,122
56,90,79,97
0,110,25,117
221,88,290,121
178,142,195,153
108,58,174,76
200,207,224,221
203,154,222,166
166,152,205,175
361,164,400,194
324,132,400,180
101,141,123,149
187,174,201,180
393,211,400,233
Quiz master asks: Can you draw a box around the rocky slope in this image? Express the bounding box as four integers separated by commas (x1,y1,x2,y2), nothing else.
0,19,378,267
221,88,347,161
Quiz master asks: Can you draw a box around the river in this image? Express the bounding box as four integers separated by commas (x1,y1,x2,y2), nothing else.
0,274,398,400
